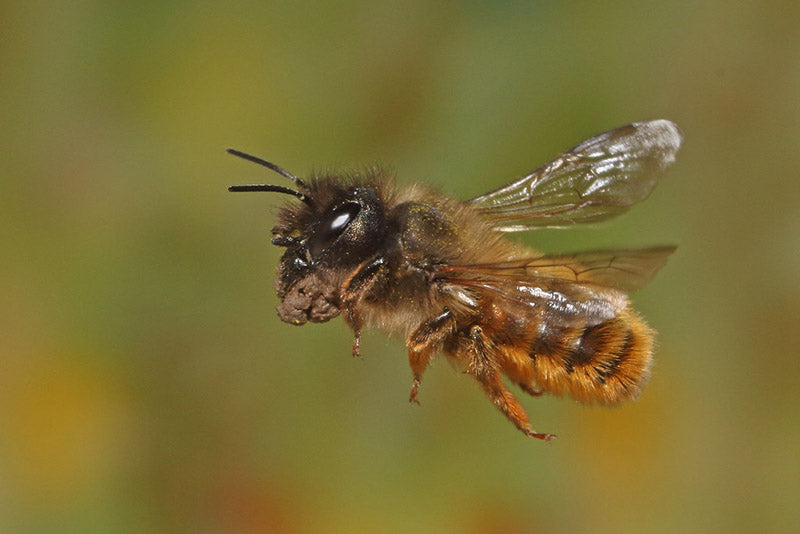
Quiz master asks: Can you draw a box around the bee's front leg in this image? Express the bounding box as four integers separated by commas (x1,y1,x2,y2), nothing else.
406,307,455,404
340,256,387,358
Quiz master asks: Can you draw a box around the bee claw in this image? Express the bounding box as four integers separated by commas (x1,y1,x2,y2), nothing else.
409,378,421,404
526,431,556,442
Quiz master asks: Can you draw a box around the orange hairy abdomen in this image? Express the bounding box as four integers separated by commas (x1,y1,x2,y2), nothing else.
495,308,654,405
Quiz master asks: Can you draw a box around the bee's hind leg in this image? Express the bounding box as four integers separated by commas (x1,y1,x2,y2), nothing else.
466,325,555,441
406,307,455,404
518,382,544,397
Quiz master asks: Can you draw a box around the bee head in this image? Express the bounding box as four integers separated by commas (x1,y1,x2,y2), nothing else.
228,149,389,324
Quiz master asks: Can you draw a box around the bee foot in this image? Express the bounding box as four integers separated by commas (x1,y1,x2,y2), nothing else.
526,430,556,442
409,378,421,404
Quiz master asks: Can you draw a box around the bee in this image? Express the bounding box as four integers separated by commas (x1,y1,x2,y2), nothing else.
229,120,681,440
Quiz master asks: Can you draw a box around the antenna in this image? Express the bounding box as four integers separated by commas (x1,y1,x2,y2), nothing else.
226,148,305,187
227,149,312,204
228,184,308,202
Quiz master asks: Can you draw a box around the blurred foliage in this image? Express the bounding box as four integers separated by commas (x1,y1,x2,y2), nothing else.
1,1,799,532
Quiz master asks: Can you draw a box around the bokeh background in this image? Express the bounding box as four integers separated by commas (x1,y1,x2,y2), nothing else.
2,2,799,532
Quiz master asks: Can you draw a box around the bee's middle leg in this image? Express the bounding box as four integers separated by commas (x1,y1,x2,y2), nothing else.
406,307,455,404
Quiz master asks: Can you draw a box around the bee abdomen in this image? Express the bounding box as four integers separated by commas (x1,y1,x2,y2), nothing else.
530,311,654,404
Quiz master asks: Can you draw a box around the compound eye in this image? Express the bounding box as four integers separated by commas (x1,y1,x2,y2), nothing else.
308,202,361,258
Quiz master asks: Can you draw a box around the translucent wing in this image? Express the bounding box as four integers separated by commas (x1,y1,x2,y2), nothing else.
441,274,627,328
435,246,674,328
436,246,676,292
468,120,682,231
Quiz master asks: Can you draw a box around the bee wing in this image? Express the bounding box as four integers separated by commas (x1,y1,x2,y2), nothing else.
442,275,628,328
436,246,675,327
439,246,676,292
468,120,682,231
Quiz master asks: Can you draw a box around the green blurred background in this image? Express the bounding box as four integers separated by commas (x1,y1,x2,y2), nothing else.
2,2,798,532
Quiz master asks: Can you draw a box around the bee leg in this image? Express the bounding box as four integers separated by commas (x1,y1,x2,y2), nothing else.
351,328,362,359
467,326,555,441
518,382,544,397
407,307,455,404
340,300,363,358
340,257,387,358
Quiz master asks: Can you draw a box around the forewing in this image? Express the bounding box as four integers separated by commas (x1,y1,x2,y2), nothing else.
436,246,674,328
442,275,627,328
468,120,682,230
438,246,676,292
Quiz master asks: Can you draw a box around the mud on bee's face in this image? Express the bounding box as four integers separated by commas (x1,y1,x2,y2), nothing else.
269,175,390,325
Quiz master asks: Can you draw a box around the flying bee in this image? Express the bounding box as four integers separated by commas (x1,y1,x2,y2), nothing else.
229,119,681,441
